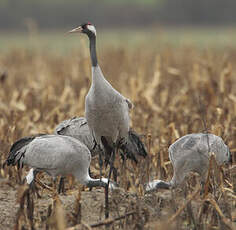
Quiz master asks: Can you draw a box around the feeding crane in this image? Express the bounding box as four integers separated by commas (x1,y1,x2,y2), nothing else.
68,23,133,187
145,133,232,192
4,134,117,190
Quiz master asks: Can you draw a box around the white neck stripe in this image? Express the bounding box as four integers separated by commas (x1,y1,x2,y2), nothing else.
87,25,96,36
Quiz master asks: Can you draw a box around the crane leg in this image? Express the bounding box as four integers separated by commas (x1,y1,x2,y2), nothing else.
52,177,58,196
107,147,116,186
104,184,109,218
112,167,118,182
105,145,116,219
99,151,103,180
98,146,104,180
92,139,97,151
28,170,41,198
58,177,65,194
89,167,93,191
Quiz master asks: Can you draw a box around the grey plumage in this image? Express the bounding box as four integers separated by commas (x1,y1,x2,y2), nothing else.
5,134,116,188
54,117,98,156
145,133,231,192
85,65,132,150
54,116,147,163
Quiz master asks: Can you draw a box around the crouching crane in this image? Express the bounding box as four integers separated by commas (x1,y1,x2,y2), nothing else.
4,134,117,190
145,133,232,192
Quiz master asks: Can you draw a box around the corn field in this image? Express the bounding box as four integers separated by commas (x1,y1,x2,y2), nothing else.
0,40,235,229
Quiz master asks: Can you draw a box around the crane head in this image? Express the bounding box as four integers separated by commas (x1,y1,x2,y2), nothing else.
68,22,96,37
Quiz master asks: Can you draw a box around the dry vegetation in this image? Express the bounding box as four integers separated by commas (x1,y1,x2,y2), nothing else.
0,42,235,229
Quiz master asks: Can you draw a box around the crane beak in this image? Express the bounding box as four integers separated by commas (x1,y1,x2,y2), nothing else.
67,26,83,34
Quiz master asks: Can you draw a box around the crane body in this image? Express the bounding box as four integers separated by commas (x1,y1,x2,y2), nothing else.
5,134,116,189
146,133,232,192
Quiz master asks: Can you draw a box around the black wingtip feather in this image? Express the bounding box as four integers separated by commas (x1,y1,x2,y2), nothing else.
6,133,46,166
120,130,148,163
128,130,148,157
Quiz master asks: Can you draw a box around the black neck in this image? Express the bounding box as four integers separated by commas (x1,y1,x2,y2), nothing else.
89,35,98,67
86,179,106,188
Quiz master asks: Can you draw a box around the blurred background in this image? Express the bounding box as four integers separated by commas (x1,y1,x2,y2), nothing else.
1,0,236,52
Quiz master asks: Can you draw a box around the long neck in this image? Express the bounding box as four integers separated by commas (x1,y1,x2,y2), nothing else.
86,178,107,188
145,180,170,192
89,35,98,67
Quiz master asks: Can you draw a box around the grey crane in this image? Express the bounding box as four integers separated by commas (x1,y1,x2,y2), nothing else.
54,116,147,164
145,133,232,192
68,23,133,185
4,134,116,190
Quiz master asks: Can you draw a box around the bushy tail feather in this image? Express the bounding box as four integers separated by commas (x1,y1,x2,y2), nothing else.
120,144,138,163
101,130,148,166
4,134,46,168
120,129,148,163
129,129,148,157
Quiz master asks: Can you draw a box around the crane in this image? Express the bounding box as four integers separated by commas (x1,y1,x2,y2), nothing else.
4,134,117,191
68,23,133,188
145,133,232,192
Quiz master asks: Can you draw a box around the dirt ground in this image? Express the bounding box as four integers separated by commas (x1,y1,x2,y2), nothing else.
0,178,19,229
0,175,180,230
0,172,235,230
0,177,112,229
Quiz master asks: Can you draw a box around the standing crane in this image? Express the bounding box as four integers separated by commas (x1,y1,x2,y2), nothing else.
68,23,133,182
145,133,232,192
4,134,116,190
68,22,133,217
